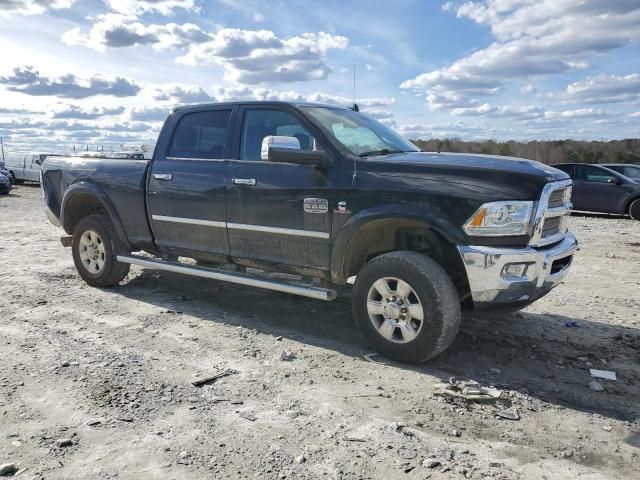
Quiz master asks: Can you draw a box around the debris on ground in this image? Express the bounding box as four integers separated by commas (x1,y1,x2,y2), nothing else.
55,438,73,447
496,408,520,421
590,369,617,381
238,411,257,422
279,350,296,361
0,464,18,477
191,368,238,387
434,378,502,401
588,381,605,392
423,459,441,469
563,320,580,328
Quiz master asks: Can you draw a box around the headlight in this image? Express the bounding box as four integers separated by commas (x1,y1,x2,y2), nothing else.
463,201,533,236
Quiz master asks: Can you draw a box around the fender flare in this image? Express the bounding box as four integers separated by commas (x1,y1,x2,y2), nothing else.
61,182,131,250
330,204,465,283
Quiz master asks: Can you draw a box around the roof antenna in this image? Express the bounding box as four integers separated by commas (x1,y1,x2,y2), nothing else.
351,64,359,112
352,63,358,186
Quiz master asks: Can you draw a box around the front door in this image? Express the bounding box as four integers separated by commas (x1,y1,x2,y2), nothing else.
147,108,233,256
226,106,335,271
573,165,627,213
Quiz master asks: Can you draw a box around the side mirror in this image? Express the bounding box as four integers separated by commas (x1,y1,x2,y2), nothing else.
608,177,621,185
261,135,331,168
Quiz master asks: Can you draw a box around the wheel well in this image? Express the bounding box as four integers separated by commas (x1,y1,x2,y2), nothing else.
63,193,106,234
626,196,640,214
342,219,471,302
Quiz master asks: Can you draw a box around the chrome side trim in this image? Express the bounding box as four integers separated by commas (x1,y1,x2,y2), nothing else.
152,215,226,228
116,255,337,301
151,215,330,239
227,222,330,239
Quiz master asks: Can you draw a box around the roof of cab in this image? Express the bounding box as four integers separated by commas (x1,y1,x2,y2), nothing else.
171,100,351,113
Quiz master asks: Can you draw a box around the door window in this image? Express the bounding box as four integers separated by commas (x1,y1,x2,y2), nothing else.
575,165,616,183
169,110,231,159
240,109,316,161
554,164,575,178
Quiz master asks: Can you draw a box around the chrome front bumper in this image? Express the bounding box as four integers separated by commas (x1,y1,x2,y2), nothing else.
457,233,578,310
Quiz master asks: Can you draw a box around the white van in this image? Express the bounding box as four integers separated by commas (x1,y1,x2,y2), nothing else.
5,153,52,183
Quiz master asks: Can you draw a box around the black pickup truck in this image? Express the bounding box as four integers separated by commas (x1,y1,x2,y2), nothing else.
42,101,577,363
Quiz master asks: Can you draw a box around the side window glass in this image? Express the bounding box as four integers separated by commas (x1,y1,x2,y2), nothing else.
240,109,317,161
576,166,615,183
555,164,574,178
169,110,231,159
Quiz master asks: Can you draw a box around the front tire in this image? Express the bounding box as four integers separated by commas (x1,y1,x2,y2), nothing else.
72,214,130,287
352,251,461,364
629,198,640,221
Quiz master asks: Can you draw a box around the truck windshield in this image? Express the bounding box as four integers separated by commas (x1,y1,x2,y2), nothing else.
302,107,418,157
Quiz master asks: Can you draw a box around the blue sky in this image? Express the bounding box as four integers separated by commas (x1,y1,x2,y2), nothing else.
0,0,639,152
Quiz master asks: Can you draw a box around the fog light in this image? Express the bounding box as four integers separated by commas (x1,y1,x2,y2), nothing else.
502,263,529,278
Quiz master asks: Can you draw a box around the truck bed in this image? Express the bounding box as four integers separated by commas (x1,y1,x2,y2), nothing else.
42,156,154,249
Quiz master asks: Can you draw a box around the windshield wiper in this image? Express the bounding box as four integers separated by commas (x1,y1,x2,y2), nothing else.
358,148,405,157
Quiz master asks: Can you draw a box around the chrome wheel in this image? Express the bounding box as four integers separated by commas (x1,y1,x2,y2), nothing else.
79,230,106,273
366,277,424,344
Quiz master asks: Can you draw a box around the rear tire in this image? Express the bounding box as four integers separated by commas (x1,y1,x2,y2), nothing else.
352,251,461,364
10,172,21,185
629,198,640,221
72,214,130,287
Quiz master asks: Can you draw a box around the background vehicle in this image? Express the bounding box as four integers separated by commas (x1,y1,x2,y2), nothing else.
0,165,13,185
41,102,577,363
599,163,640,181
554,163,640,220
4,152,56,183
0,172,11,194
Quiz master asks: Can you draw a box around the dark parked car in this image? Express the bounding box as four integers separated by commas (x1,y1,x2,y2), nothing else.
599,164,640,181
0,165,13,185
0,172,12,194
554,163,640,220
42,101,578,363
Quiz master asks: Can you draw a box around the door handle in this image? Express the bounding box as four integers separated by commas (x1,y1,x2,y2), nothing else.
233,178,256,186
153,173,173,181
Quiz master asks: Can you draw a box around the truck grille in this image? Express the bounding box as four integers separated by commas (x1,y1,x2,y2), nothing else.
530,181,572,247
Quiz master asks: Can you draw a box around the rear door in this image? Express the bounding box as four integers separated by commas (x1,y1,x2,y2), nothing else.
573,165,627,213
147,107,234,256
226,105,335,271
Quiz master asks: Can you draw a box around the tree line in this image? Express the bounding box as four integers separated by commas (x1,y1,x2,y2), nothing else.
410,138,640,165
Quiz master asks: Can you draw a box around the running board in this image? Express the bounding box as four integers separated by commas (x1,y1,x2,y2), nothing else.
116,255,337,301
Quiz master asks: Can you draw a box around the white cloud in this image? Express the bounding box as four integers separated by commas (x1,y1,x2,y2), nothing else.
104,0,195,16
62,14,210,52
402,1,640,109
152,84,213,103
544,108,612,119
452,103,544,119
51,105,126,119
0,0,75,17
0,65,141,98
565,73,640,104
178,29,349,84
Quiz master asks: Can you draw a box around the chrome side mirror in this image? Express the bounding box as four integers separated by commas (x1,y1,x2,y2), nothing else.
260,136,300,161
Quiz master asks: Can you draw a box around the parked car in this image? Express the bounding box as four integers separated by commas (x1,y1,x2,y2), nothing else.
599,163,640,181
553,163,640,220
41,101,578,363
0,165,13,185
0,172,11,194
4,152,57,183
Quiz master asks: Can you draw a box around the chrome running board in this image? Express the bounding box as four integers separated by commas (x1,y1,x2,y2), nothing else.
116,254,337,301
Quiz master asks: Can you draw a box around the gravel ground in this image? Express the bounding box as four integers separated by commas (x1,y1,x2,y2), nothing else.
1,184,639,480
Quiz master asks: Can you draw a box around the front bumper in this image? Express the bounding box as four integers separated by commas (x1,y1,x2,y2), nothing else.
457,233,578,310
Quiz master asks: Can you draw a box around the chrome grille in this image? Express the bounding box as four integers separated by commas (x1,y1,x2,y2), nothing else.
530,180,573,247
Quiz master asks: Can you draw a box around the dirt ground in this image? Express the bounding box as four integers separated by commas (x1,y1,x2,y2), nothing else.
1,185,639,480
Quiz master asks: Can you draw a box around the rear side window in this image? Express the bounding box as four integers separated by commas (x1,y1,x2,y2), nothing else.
554,164,575,178
575,165,616,183
169,110,231,159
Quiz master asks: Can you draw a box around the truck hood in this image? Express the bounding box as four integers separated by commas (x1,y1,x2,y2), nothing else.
367,152,569,199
